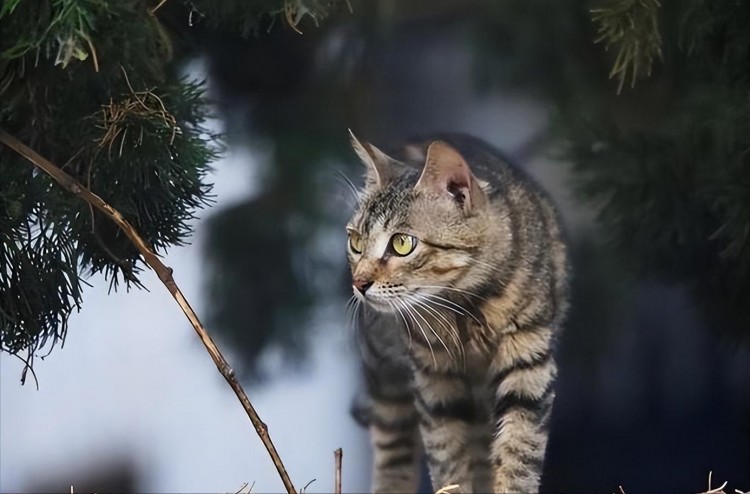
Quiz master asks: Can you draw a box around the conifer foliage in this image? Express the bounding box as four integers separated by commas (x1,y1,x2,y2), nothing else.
0,0,347,373
572,0,750,332
0,0,224,368
0,0,348,376
3,0,749,377
478,0,750,334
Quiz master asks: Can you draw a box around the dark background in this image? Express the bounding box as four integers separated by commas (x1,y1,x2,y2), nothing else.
173,1,750,492
167,1,750,491
5,0,749,491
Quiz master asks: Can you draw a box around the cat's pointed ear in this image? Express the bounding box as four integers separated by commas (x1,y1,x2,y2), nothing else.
349,129,403,189
415,141,487,213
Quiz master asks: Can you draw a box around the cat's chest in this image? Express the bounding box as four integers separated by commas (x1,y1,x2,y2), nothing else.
463,341,493,380
408,333,493,381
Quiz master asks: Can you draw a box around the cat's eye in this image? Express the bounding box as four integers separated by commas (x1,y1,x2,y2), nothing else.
349,234,363,254
391,233,417,256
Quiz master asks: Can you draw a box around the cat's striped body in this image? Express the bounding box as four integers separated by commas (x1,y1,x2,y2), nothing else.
347,133,568,493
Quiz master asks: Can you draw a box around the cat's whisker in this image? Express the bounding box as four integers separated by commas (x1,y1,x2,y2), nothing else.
398,298,436,367
416,292,468,315
345,295,361,328
425,300,466,366
408,298,454,360
413,294,466,367
388,298,414,350
413,295,455,336
419,291,485,329
407,295,455,343
415,284,490,303
469,260,508,286
335,169,362,206
410,296,464,365
345,296,354,323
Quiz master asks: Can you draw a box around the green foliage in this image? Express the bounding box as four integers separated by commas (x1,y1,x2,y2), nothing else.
0,0,219,367
580,94,749,322
186,0,344,36
475,0,750,333
185,0,286,36
0,0,110,67
592,0,662,93
574,1,750,329
0,0,350,373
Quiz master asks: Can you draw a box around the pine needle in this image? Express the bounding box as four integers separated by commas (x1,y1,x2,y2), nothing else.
591,0,663,93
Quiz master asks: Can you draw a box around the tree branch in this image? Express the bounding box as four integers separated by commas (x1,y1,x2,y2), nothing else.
334,447,342,494
0,129,297,494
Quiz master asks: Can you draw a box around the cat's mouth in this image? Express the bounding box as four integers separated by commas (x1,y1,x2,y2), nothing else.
354,291,389,311
353,286,399,313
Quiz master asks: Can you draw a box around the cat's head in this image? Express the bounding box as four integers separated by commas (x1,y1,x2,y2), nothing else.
345,131,492,312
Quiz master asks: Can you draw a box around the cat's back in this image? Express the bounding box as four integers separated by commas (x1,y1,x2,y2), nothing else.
394,133,530,193
395,133,563,245
399,133,569,330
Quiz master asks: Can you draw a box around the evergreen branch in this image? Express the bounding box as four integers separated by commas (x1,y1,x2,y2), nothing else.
591,0,663,93
0,0,23,18
0,129,298,494
0,0,108,70
282,0,348,33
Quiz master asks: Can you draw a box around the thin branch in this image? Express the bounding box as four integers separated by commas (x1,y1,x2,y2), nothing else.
334,448,342,494
149,0,170,15
0,129,297,494
435,484,460,494
701,471,728,494
300,479,316,494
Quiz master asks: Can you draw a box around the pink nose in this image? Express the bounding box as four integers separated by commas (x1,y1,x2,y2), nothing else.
353,278,373,294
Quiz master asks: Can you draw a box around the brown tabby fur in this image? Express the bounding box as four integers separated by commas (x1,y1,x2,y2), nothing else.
346,132,569,493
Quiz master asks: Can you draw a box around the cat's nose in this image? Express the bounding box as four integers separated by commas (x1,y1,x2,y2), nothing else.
353,278,374,295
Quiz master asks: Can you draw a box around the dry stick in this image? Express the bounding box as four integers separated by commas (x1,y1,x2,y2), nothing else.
334,448,342,494
0,129,297,494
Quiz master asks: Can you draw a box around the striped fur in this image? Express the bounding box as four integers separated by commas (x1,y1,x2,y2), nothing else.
346,133,569,493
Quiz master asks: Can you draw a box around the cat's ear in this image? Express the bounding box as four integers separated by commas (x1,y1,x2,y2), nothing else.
415,141,487,213
349,129,403,189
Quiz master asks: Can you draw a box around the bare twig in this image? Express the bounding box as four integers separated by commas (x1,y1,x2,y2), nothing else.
284,0,304,34
300,479,316,493
435,484,460,494
14,352,39,390
334,448,342,494
0,129,298,494
701,471,728,494
229,481,251,494
149,0,170,14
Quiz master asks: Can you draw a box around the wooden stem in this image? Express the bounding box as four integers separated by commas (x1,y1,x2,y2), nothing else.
334,448,342,494
0,129,297,494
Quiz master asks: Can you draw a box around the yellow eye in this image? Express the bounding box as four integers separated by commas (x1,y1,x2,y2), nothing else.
349,234,362,254
391,233,417,256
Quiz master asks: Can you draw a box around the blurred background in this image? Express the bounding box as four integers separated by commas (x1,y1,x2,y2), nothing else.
2,0,749,492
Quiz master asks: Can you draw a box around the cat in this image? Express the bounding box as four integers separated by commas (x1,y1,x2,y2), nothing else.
345,131,569,494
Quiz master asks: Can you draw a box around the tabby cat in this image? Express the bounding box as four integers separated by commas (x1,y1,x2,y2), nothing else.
345,131,568,493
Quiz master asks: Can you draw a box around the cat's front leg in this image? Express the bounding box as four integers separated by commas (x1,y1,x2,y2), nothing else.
489,327,556,493
368,401,420,493
362,359,421,493
413,363,475,493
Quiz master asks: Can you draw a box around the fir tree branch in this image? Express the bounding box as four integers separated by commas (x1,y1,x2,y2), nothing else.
0,129,298,494
591,0,663,93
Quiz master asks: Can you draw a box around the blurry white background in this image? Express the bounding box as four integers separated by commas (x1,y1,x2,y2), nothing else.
0,136,371,493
